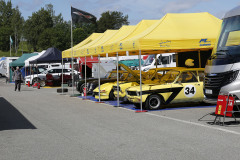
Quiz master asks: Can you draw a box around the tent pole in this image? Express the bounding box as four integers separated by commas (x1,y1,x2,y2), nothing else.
98,55,101,102
85,56,87,99
139,50,142,111
61,57,64,95
116,52,119,107
198,50,201,68
70,16,74,96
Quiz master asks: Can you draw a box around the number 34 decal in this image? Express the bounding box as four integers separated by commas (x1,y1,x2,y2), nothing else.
184,85,196,98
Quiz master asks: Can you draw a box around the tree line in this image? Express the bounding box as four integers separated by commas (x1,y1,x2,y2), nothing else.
0,0,129,54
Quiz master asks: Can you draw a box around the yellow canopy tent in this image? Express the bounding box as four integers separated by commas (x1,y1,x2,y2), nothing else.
108,12,222,56
75,29,118,57
95,25,136,55
95,20,159,56
62,33,102,58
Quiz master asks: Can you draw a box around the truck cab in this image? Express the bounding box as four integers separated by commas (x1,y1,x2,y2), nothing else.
141,53,176,72
204,6,240,104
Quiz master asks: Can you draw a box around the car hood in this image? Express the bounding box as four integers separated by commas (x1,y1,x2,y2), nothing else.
127,83,170,92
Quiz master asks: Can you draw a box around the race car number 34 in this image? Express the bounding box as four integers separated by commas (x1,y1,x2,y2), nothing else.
184,85,196,98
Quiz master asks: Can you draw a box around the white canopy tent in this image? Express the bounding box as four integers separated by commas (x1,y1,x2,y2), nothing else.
24,50,46,67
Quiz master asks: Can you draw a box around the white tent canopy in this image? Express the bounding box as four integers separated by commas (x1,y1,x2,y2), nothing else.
24,50,46,66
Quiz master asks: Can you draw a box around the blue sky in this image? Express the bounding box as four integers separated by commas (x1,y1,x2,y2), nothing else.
11,0,240,25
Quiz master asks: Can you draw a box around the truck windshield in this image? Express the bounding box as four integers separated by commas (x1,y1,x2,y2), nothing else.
143,55,155,66
217,15,240,56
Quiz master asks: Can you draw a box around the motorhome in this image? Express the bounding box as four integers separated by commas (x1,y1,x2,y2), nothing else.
0,57,18,78
204,6,240,104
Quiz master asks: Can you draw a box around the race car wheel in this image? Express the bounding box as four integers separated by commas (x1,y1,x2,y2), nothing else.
32,78,40,84
109,90,115,100
146,94,162,110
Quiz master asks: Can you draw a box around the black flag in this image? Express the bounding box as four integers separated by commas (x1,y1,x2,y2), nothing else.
71,7,97,24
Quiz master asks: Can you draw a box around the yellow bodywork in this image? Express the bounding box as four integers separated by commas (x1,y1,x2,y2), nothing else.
126,68,205,105
113,67,182,101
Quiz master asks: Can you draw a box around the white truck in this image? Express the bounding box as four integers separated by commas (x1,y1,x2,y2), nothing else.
141,53,176,71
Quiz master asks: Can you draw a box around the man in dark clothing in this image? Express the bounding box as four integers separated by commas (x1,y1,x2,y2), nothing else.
13,66,23,91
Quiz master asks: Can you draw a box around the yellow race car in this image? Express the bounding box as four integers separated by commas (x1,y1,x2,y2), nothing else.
126,68,205,110
93,71,139,100
113,68,179,102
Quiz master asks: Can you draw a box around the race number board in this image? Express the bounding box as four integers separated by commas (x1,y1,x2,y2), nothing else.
215,95,234,117
184,85,196,98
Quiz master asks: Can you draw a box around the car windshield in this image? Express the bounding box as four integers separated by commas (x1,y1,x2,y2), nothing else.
143,55,155,66
216,15,240,56
157,70,180,84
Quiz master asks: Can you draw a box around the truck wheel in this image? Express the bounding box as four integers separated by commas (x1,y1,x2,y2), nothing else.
109,90,115,100
145,94,163,110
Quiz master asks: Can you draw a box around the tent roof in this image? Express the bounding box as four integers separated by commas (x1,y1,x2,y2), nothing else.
25,50,46,66
75,29,118,57
9,53,38,67
30,47,65,64
113,12,222,56
62,33,102,58
93,25,136,56
94,20,159,56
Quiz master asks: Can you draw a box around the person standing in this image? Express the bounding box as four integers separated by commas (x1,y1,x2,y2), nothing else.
13,66,23,91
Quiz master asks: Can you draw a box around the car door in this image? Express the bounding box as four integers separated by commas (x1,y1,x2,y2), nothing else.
171,71,202,103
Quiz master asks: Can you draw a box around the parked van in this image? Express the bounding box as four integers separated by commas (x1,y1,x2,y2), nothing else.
204,6,240,104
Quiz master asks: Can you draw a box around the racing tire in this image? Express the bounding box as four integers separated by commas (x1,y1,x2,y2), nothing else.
145,94,163,110
68,80,72,87
0,74,2,78
40,80,46,87
57,88,68,93
79,83,86,93
109,90,115,100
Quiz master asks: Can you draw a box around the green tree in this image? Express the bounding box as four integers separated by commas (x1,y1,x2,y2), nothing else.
0,0,14,51
24,8,53,51
73,23,96,45
97,11,129,32
11,6,24,55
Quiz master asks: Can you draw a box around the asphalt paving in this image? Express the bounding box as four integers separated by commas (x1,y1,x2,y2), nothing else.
1,78,240,160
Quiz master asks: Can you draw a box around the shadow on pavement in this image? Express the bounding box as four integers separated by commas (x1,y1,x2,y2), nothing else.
0,97,36,131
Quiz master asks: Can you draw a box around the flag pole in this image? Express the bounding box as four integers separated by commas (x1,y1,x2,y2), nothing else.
10,37,11,57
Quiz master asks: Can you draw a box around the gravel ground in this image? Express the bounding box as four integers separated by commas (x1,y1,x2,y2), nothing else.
1,78,240,160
